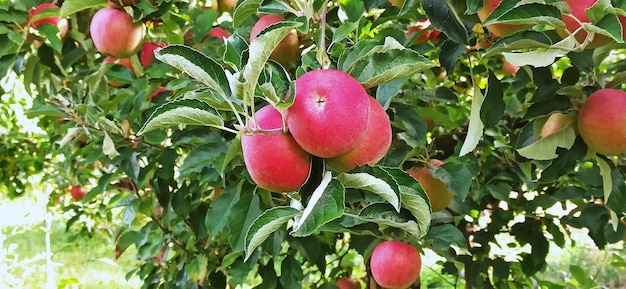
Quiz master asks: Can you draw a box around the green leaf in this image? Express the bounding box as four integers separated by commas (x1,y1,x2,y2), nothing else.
227,191,262,252
242,21,301,104
424,224,469,253
185,255,209,282
244,206,298,261
431,163,472,200
482,3,564,29
232,0,263,28
292,172,345,237
280,255,303,289
516,127,576,160
337,172,400,212
36,24,63,53
480,71,504,128
346,37,435,88
460,84,485,156
206,186,240,236
501,36,577,68
61,0,106,17
137,99,224,135
155,45,231,98
421,0,469,44
357,203,423,240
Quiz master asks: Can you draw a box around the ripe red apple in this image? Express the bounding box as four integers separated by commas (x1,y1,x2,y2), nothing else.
577,89,626,155
557,0,612,49
207,27,230,39
477,0,530,37
326,96,392,172
406,159,453,212
286,69,370,158
242,105,312,192
250,14,300,64
70,185,87,201
140,42,167,68
541,112,577,138
29,3,69,38
90,8,146,58
370,241,421,289
336,278,360,289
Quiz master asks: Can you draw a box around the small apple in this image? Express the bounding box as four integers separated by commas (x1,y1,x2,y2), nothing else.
477,0,530,37
577,88,626,155
29,3,69,39
370,241,421,289
250,14,300,65
557,0,612,49
286,69,370,158
219,0,237,12
140,42,167,68
70,185,87,201
501,60,519,76
207,27,230,39
326,96,392,172
336,278,360,289
148,87,168,102
540,112,577,138
406,159,453,212
242,105,312,192
90,8,146,58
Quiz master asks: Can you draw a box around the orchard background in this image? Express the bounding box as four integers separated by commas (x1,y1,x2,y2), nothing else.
1,0,626,288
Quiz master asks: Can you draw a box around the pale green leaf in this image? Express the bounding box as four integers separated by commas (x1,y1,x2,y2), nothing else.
501,36,577,68
516,127,576,160
596,156,617,230
61,0,106,17
337,172,400,212
103,132,120,159
155,45,231,98
244,207,298,261
460,85,485,156
137,99,224,135
232,0,263,28
356,203,423,240
291,173,345,237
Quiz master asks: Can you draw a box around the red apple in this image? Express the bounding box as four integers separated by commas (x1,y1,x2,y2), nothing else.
140,42,167,68
406,159,453,212
541,112,577,138
326,96,392,172
557,0,612,49
286,69,370,158
250,14,300,64
577,89,626,155
501,60,519,76
207,27,230,39
370,241,421,289
242,105,312,192
90,8,146,58
336,278,360,289
70,185,87,201
29,3,69,38
477,0,530,37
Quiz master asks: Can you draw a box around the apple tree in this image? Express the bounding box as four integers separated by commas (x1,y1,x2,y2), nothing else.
1,0,626,288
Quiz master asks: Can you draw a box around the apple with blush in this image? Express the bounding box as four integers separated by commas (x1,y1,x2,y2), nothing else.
557,0,612,49
242,105,312,192
140,42,167,68
29,3,69,39
70,185,87,201
577,88,626,155
406,159,454,212
477,0,530,37
90,7,146,58
326,96,392,172
336,278,360,289
540,112,577,138
370,240,421,289
286,69,370,158
250,14,300,65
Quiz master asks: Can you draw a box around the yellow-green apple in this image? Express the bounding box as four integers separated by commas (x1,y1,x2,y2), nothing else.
477,0,530,37
103,56,134,87
250,14,300,65
540,112,577,138
326,96,392,172
219,0,237,11
557,0,612,49
370,241,421,289
242,105,312,192
389,0,405,7
90,7,145,58
29,3,69,38
336,278,360,289
286,69,370,158
70,185,87,200
577,88,626,155
406,159,453,212
140,42,167,68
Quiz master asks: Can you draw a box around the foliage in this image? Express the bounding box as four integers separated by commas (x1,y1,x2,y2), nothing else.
1,0,626,288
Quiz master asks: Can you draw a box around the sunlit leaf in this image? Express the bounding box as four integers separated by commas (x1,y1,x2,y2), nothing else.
244,207,298,261
137,99,224,135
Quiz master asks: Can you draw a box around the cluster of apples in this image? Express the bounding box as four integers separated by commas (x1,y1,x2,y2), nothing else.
479,0,626,49
241,69,393,193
